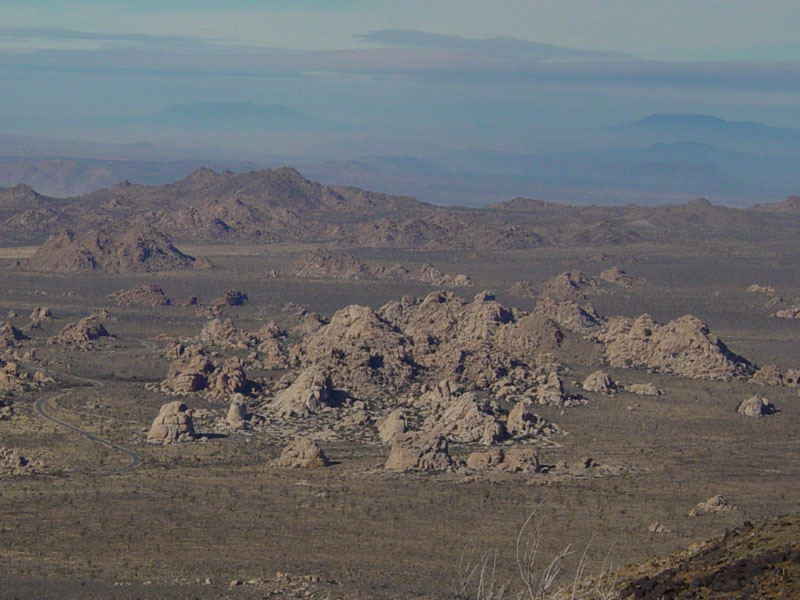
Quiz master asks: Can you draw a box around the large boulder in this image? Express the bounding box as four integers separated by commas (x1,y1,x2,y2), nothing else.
273,438,329,468
385,432,453,472
376,410,407,444
737,395,776,417
147,401,195,443
269,366,332,418
582,370,617,394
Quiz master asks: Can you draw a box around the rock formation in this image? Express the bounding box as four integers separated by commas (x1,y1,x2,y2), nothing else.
376,409,407,444
595,314,752,381
384,432,453,472
746,284,775,294
28,306,53,329
157,344,250,400
0,322,28,348
27,224,197,273
541,270,601,300
423,392,505,445
688,494,736,516
108,284,172,307
599,266,644,288
291,250,472,286
273,438,329,468
268,366,332,418
0,447,40,475
146,401,195,443
626,382,663,396
226,395,248,429
736,395,776,417
582,370,617,394
48,317,111,349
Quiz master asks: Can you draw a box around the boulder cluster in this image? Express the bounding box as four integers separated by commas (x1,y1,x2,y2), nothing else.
108,283,172,307
48,316,111,349
291,250,472,287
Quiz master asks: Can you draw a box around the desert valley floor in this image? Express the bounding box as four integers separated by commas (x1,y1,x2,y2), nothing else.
2,235,800,599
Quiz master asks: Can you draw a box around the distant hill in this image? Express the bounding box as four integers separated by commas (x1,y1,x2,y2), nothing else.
129,102,348,132
615,113,800,157
2,166,800,252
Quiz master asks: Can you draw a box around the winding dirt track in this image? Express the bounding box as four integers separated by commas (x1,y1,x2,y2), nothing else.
33,386,142,477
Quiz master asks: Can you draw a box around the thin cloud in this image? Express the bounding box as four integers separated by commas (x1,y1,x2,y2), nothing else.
357,29,631,61
2,26,800,93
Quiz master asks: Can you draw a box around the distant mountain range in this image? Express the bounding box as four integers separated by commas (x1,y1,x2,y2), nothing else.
613,113,800,158
124,102,348,132
0,112,799,205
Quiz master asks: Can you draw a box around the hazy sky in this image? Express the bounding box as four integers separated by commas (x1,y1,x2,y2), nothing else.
3,1,800,156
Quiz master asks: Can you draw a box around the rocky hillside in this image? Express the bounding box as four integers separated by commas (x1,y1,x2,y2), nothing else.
619,514,800,599
2,167,800,248
25,224,200,273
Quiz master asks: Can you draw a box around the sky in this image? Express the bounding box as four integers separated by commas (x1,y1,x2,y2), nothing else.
3,1,800,157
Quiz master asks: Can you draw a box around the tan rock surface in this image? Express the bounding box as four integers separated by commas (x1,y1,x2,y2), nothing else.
273,437,329,468
147,401,195,443
385,432,454,472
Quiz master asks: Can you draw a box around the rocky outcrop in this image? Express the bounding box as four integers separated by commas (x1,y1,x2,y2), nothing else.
27,224,196,273
688,494,736,516
291,250,472,286
626,382,663,396
595,314,752,381
0,398,12,420
28,306,53,329
199,318,255,350
48,317,111,349
582,370,618,394
292,304,416,398
0,447,41,475
599,266,644,288
541,270,601,300
226,395,248,429
268,366,332,418
750,364,800,387
736,395,776,417
506,400,561,438
532,298,604,334
423,392,505,445
0,322,28,348
746,284,775,295
157,344,250,400
107,284,172,307
376,410,407,444
0,361,53,393
273,438,329,468
384,432,453,472
146,401,195,443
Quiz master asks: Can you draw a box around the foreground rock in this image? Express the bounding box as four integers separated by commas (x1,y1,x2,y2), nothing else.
107,284,172,307
273,438,329,468
736,395,777,417
147,401,195,443
385,432,454,472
